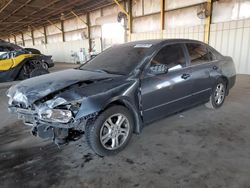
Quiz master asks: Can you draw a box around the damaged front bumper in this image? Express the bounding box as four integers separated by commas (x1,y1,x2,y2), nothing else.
9,106,83,128
9,106,86,144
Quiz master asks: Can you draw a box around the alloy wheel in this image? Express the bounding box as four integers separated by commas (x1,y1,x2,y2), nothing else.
214,83,225,105
100,113,130,150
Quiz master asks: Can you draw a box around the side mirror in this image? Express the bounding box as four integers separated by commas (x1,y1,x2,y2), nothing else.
149,64,168,75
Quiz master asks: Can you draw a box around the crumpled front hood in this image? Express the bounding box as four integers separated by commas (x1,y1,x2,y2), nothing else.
7,69,119,107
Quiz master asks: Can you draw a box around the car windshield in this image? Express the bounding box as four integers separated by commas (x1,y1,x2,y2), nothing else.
80,44,152,75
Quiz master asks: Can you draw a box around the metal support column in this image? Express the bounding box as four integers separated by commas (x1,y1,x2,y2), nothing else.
71,11,91,51
61,20,65,42
21,32,25,46
13,34,17,44
114,0,131,42
43,26,47,44
128,0,132,41
31,30,35,46
86,12,92,52
204,0,212,44
160,0,165,38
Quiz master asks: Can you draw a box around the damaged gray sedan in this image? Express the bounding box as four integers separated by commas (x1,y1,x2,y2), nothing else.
7,39,236,156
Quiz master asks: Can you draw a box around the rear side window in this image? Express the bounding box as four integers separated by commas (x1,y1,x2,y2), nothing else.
186,43,215,65
150,44,186,71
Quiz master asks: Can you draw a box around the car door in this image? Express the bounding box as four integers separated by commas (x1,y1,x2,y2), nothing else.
141,43,194,123
185,43,217,103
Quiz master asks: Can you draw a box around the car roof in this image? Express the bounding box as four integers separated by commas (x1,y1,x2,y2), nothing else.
0,40,23,50
125,38,207,46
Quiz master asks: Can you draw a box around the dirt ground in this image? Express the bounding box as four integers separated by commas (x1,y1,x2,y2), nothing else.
0,69,250,188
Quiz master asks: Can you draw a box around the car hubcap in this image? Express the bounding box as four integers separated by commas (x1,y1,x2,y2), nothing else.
214,83,225,105
100,113,130,150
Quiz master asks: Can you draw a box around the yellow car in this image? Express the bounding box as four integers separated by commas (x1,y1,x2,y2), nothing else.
0,41,53,82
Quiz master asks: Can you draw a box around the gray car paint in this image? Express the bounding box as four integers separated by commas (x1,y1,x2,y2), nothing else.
7,39,236,142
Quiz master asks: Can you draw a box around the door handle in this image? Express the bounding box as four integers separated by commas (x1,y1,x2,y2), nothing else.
181,73,190,80
213,66,218,70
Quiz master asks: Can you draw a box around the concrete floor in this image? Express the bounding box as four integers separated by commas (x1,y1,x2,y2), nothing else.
0,67,250,187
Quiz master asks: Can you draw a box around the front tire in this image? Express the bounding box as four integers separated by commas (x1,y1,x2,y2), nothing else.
85,105,134,156
206,78,227,109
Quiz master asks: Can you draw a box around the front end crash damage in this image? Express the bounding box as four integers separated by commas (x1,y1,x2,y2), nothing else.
7,69,140,145
8,91,97,145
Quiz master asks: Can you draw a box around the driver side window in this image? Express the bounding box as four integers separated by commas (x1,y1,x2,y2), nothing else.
149,44,186,73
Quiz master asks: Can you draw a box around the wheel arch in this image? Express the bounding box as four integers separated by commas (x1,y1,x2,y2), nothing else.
103,98,143,134
13,59,28,80
217,75,229,95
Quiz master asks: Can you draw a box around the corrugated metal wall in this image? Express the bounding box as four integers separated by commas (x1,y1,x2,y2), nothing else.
210,19,250,74
4,0,250,74
130,0,250,75
34,40,89,63
131,19,250,75
131,25,205,41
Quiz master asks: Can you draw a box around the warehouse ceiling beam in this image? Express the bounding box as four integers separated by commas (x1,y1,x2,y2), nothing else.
0,21,34,24
71,10,91,51
204,0,212,44
71,11,87,25
1,0,62,33
113,0,131,41
0,0,13,14
47,20,62,31
113,0,129,17
0,0,33,22
15,3,57,11
30,25,44,35
3,0,81,36
23,32,32,38
0,0,111,38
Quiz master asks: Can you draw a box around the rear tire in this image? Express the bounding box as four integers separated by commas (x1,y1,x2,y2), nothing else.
18,66,29,80
41,62,49,70
85,105,134,156
29,67,49,78
205,78,227,109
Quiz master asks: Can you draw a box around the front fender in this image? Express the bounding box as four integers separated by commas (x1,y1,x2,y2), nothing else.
75,80,143,134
